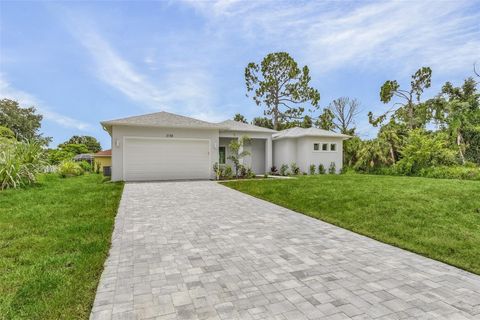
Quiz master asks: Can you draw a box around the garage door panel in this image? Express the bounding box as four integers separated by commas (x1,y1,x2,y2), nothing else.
124,138,210,181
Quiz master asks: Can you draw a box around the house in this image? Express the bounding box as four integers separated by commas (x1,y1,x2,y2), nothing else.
273,127,350,173
93,149,112,172
101,111,349,181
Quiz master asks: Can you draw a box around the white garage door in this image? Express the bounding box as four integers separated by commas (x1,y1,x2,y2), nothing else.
124,138,210,181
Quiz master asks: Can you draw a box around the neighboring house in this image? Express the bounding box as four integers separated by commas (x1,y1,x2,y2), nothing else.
93,149,112,171
273,127,350,173
101,111,349,181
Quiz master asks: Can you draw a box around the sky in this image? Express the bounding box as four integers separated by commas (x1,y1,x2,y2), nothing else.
1,0,479,149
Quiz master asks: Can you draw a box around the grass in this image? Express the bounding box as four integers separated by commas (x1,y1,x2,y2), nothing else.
0,174,123,319
223,174,480,275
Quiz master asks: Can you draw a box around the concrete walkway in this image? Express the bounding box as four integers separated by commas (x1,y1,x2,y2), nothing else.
91,181,480,320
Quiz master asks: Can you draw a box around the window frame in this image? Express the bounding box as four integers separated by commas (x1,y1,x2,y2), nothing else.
312,142,338,152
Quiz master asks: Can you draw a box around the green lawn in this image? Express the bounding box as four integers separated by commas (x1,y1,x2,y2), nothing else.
0,174,123,319
223,174,480,275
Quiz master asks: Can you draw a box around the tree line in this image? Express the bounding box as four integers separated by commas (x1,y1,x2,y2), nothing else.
237,52,480,178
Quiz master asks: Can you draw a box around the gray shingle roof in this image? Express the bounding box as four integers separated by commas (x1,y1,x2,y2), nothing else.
101,111,225,130
218,120,277,133
273,127,351,140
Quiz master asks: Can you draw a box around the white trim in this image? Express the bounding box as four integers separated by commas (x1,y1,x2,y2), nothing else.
122,136,212,180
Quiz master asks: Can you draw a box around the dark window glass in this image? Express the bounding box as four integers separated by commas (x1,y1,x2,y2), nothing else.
314,143,319,151
322,143,328,151
219,146,226,164
330,143,336,151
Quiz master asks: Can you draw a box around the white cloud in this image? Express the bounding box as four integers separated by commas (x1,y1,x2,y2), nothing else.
62,13,222,120
182,0,480,74
0,75,92,131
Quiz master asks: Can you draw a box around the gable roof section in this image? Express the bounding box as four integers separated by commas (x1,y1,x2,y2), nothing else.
273,127,350,140
101,111,225,133
218,120,277,133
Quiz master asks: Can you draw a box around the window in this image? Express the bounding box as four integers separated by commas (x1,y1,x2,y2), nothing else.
313,143,319,151
219,146,226,164
330,143,336,151
322,143,328,151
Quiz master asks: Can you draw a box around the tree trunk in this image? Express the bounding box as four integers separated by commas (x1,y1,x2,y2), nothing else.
408,102,414,130
457,131,465,165
389,145,396,164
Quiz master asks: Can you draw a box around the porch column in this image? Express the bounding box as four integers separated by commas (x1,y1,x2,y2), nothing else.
266,137,272,173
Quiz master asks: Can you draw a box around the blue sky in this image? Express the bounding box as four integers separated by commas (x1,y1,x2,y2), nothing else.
1,0,479,149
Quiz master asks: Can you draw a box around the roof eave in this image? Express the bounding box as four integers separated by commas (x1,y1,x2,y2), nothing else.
99,122,228,131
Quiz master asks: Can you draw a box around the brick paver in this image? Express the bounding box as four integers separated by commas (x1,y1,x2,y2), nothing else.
91,181,480,319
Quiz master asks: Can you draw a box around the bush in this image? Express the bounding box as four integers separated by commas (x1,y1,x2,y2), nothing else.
395,130,457,175
290,162,300,175
318,164,326,174
280,164,289,176
238,164,247,178
245,167,255,179
0,140,46,190
224,165,233,179
58,160,84,178
309,164,316,175
78,161,92,172
213,162,223,180
328,162,336,174
418,166,480,181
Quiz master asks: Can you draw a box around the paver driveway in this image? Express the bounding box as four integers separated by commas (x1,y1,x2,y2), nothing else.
91,181,480,320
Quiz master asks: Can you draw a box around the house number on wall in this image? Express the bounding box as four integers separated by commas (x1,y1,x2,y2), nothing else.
166,133,174,138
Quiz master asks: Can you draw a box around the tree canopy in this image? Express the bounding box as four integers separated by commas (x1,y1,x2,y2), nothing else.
245,52,320,130
0,99,51,144
59,135,102,153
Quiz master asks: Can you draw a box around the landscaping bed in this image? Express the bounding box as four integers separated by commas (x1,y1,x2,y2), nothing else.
223,174,480,274
0,174,123,319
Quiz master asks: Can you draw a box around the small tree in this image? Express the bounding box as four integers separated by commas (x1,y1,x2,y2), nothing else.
309,164,316,175
227,136,251,178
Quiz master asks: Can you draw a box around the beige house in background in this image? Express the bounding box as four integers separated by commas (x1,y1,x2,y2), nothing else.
93,149,112,171
100,111,349,181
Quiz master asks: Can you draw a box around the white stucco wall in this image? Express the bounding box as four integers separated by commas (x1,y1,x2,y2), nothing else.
111,125,219,181
273,136,344,173
299,136,344,173
273,139,297,170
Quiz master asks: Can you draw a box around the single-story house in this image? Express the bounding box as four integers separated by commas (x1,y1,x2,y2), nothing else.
93,149,112,171
101,111,349,181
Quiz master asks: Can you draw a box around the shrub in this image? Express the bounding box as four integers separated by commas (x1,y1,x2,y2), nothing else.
395,130,457,175
280,164,289,176
0,140,46,190
238,164,247,178
328,162,336,174
78,161,92,172
418,166,480,181
213,162,223,180
309,164,316,175
58,160,84,178
290,162,300,175
270,166,278,175
245,167,255,179
318,164,326,174
224,165,233,179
